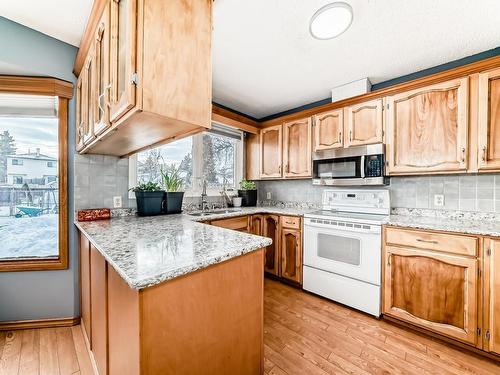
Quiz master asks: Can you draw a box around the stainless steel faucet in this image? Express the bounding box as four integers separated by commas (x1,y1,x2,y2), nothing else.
201,179,209,212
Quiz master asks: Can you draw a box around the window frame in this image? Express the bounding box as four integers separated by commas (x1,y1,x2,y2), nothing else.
0,76,71,272
129,125,244,198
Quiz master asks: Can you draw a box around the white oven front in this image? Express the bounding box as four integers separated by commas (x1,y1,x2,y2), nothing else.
303,217,382,286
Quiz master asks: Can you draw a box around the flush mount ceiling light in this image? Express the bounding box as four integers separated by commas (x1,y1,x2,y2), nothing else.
309,2,353,40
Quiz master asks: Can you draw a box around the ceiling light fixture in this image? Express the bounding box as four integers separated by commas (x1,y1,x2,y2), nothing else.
309,2,353,40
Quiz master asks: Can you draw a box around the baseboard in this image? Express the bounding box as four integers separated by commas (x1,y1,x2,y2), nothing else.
0,316,80,331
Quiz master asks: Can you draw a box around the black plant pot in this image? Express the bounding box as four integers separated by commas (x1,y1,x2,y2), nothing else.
238,189,257,207
135,191,165,217
164,191,184,214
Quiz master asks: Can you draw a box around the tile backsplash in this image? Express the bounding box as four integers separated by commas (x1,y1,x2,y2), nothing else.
256,174,500,213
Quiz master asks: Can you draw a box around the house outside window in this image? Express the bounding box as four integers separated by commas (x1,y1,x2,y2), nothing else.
129,123,244,197
12,159,23,165
13,176,23,184
47,161,55,168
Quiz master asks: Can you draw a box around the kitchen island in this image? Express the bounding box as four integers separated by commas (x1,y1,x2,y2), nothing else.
76,214,272,375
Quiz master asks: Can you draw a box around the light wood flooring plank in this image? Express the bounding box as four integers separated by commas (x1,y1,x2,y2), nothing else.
39,328,60,375
0,331,22,375
70,326,94,375
19,329,40,375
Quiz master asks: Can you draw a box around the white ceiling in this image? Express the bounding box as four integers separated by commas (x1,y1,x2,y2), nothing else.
0,0,93,46
1,0,500,118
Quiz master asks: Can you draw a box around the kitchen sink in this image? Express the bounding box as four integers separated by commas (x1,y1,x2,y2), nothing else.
189,208,243,217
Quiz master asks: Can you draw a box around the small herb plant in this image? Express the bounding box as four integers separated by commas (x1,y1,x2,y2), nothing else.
129,182,163,192
239,179,256,190
161,164,184,192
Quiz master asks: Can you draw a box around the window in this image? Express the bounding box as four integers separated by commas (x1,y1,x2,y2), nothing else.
0,82,69,272
130,124,244,196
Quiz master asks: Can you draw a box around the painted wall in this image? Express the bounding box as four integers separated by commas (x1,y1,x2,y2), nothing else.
0,17,79,321
257,174,500,214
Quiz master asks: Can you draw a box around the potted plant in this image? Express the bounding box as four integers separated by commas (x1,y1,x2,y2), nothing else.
238,179,257,207
130,182,165,216
161,164,185,214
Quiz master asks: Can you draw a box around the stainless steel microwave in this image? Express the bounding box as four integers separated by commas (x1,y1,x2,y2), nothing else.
312,144,388,186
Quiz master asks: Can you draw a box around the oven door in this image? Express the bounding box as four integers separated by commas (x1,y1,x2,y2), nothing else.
303,218,381,285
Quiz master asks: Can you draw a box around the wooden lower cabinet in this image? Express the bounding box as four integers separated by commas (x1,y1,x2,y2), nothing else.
484,238,500,354
281,228,302,284
79,233,92,345
209,215,249,232
249,214,264,236
263,215,280,275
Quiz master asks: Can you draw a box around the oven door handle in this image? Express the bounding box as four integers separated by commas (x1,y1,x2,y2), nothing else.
360,155,365,178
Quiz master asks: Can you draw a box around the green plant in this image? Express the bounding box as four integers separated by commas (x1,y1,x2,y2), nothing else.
161,163,184,192
239,179,256,190
129,181,163,192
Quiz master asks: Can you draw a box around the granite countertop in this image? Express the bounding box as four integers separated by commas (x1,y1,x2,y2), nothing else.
385,209,500,237
75,207,314,290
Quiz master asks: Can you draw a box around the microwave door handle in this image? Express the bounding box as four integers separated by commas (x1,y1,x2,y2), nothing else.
360,155,365,178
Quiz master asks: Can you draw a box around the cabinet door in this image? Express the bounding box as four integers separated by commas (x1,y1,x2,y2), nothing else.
80,233,92,344
245,132,260,181
109,0,137,122
386,78,469,174
93,5,111,137
281,228,302,284
383,245,478,345
210,216,249,232
82,50,96,145
260,125,282,179
249,215,264,236
283,118,312,177
313,109,343,151
75,74,86,152
345,98,383,147
90,245,108,375
478,68,500,171
484,239,500,354
263,215,280,275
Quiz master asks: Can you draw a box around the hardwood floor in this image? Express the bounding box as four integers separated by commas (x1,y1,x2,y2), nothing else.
2,280,500,374
0,326,94,375
264,279,500,375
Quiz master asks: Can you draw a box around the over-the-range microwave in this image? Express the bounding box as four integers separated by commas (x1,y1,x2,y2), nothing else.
312,143,389,186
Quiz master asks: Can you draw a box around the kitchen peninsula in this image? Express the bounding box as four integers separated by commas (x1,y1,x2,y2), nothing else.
75,214,271,375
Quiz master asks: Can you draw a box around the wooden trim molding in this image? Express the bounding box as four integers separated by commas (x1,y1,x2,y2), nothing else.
212,104,260,134
0,94,70,272
73,0,109,76
0,76,73,99
0,317,80,331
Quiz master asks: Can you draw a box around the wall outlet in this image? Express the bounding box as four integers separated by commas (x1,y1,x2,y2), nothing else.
266,192,272,200
113,196,123,208
434,194,445,207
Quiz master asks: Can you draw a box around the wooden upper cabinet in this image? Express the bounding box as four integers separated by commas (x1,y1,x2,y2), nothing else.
109,0,137,123
93,4,111,137
345,98,383,147
313,109,343,151
478,68,500,171
260,125,282,178
383,245,478,345
245,132,260,181
386,78,469,175
75,74,86,152
281,228,302,284
484,239,500,354
283,118,312,178
263,215,280,275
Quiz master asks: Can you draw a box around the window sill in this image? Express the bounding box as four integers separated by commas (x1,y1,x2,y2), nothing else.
0,256,68,272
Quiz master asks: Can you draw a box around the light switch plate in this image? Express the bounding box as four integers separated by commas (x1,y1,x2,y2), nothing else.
434,194,444,207
113,196,123,208
266,192,272,200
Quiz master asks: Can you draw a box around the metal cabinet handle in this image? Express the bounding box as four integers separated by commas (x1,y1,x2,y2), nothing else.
98,84,112,118
481,146,487,162
338,132,342,142
349,130,353,143
387,253,391,266
416,238,438,244
461,147,466,163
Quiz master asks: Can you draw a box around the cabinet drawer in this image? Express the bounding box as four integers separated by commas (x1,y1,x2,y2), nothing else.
281,216,301,229
385,227,477,257
210,216,249,232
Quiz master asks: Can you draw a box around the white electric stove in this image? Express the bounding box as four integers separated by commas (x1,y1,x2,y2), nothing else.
303,189,390,317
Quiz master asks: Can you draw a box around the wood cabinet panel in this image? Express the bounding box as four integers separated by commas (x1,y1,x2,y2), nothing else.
79,233,91,345
386,78,469,174
283,118,312,177
483,238,500,354
345,98,383,147
245,132,260,180
383,245,478,345
263,215,280,275
82,51,96,145
90,245,108,375
75,74,85,152
385,227,478,257
260,125,282,178
281,228,302,284
210,216,249,232
249,214,264,236
281,215,301,230
478,68,500,171
313,109,343,151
